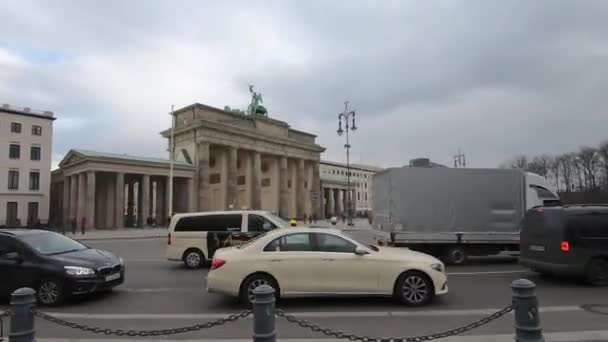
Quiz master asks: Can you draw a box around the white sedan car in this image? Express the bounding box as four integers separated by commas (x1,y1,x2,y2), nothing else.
207,227,448,307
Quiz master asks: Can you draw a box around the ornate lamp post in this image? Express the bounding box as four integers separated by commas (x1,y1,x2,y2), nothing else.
337,101,357,226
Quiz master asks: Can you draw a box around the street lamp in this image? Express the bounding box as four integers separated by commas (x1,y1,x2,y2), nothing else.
337,101,357,226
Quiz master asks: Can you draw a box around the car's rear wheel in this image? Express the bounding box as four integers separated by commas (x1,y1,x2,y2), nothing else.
586,258,608,286
183,249,204,269
395,271,434,306
37,278,64,306
240,274,279,307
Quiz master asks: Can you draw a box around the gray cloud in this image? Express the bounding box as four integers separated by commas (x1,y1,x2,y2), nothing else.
1,0,607,168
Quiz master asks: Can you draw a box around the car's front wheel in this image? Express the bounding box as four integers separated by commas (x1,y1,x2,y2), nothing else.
586,258,608,286
37,278,64,306
395,271,434,306
239,274,279,307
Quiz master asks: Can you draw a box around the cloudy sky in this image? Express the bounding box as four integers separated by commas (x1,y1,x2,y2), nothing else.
2,0,607,169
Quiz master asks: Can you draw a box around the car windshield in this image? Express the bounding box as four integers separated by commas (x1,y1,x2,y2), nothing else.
18,232,88,255
267,213,290,228
237,232,268,249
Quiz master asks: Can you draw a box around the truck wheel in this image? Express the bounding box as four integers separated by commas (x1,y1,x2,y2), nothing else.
586,258,608,286
443,246,468,265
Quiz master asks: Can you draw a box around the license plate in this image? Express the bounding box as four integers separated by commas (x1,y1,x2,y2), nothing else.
529,245,545,252
105,273,121,282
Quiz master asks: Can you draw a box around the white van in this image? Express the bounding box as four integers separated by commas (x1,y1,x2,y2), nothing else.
166,210,289,268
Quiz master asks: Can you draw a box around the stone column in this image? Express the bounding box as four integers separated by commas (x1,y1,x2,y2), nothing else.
226,146,238,209
105,175,115,228
141,174,150,227
279,157,289,218
251,151,262,210
187,178,195,212
77,172,86,224
62,177,70,226
70,175,78,221
155,179,164,222
297,159,306,219
311,162,321,219
328,188,335,216
197,141,210,211
85,171,96,229
337,189,344,215
115,173,124,228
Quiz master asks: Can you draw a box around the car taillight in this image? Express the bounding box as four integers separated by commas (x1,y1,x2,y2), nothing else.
561,241,570,252
211,258,226,270
168,233,171,245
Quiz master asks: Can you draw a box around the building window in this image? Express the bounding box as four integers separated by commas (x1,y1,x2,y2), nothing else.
236,159,242,169
261,178,271,187
304,181,308,189
9,144,20,159
29,172,40,190
287,180,292,188
261,162,269,173
8,171,19,190
30,146,41,161
209,156,216,168
358,192,361,201
209,173,221,184
11,122,22,133
365,193,368,201
365,183,367,189
31,125,42,136
27,202,39,225
237,175,246,185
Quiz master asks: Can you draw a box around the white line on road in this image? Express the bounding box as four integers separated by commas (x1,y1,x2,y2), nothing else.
36,330,608,342
40,305,582,320
446,270,528,275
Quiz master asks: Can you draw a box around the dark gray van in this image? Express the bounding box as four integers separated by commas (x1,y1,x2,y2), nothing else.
520,205,608,285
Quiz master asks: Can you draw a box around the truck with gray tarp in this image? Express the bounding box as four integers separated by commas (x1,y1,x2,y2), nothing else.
372,167,560,264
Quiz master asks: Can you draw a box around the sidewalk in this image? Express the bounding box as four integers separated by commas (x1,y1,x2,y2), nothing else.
61,228,167,241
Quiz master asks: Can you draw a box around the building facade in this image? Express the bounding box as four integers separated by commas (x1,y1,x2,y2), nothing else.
50,103,325,229
320,161,383,218
0,104,55,226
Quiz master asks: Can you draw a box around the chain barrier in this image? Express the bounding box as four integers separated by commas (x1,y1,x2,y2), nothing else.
0,309,13,342
276,305,514,342
32,309,251,337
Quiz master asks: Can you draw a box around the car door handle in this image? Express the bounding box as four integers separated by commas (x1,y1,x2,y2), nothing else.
270,259,282,262
322,258,335,261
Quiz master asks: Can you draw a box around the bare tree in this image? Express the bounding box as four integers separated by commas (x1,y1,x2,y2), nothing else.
557,153,575,192
548,155,560,192
578,146,599,191
598,141,608,190
529,155,551,177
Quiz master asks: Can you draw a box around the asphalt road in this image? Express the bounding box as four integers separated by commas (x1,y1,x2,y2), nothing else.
2,234,608,340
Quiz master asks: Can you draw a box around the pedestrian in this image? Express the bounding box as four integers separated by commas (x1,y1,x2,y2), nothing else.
81,217,86,235
71,217,77,234
290,219,297,227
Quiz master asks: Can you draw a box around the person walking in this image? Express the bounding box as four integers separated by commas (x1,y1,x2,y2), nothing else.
71,217,77,235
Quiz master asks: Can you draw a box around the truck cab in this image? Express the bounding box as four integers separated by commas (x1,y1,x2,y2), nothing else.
525,172,561,209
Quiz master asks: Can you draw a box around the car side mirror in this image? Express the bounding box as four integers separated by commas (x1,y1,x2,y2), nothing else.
3,252,23,263
262,222,272,231
354,247,369,256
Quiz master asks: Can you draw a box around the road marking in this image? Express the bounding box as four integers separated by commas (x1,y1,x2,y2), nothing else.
39,305,582,320
446,270,527,275
36,330,608,342
116,288,199,293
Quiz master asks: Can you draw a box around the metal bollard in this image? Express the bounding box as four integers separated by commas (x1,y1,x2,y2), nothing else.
9,288,37,342
252,285,276,342
511,279,544,342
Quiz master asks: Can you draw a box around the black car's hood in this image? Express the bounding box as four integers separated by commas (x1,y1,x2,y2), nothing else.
48,248,120,268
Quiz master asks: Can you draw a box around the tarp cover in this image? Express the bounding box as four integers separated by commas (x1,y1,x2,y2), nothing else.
372,167,525,234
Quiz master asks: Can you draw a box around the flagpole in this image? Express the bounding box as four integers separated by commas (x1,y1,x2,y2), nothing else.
168,105,175,221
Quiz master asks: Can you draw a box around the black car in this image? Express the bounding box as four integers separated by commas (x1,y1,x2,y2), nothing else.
520,205,608,285
0,229,125,305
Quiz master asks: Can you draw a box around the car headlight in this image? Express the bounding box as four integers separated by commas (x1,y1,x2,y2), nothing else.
64,266,95,276
119,257,124,265
431,263,444,273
